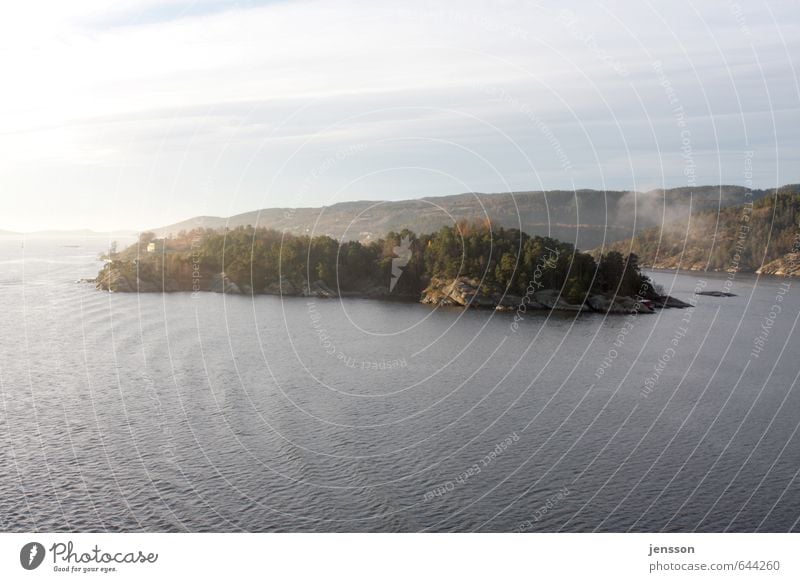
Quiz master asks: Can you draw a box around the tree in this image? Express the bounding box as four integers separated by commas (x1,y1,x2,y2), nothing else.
97,222,651,302
495,253,518,289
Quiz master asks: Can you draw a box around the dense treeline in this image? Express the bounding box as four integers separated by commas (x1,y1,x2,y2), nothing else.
103,221,652,300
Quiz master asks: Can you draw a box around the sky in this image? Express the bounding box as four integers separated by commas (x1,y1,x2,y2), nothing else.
0,0,798,232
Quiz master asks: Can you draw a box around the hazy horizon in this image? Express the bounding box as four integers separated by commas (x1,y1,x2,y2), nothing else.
2,180,796,235
2,0,798,232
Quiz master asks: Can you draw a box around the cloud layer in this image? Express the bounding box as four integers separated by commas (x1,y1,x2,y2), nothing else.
1,0,798,230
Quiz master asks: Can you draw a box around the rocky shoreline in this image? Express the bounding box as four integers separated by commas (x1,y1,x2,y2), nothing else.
418,277,692,314
93,267,691,315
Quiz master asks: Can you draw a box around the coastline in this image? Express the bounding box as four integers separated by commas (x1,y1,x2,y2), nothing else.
90,271,692,315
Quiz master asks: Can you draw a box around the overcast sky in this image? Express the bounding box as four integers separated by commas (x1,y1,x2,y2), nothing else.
1,0,798,231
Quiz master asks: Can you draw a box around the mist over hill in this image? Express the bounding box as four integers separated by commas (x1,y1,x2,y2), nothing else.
149,185,781,249
598,184,800,275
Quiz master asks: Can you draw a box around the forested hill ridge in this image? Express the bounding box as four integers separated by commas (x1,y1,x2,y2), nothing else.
148,185,791,250
597,186,800,276
95,222,678,314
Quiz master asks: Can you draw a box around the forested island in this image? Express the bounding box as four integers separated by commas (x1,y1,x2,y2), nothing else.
95,221,686,314
95,186,799,316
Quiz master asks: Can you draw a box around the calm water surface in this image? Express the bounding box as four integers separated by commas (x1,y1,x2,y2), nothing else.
1,237,799,532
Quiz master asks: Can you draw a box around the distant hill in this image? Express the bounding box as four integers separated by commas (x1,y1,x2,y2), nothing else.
597,185,800,275
149,185,784,250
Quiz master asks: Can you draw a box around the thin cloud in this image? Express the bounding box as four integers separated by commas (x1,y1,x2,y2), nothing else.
0,0,797,231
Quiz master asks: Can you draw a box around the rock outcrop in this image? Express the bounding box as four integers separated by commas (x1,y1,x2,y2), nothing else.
586,294,654,314
420,277,671,314
531,289,589,312
421,277,528,309
756,253,800,277
95,266,179,293
421,277,658,313
306,279,338,298
264,276,299,295
95,267,131,293
697,291,737,297
210,273,242,294
651,294,692,308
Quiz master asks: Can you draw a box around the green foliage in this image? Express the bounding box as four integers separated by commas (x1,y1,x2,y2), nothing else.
101,222,650,298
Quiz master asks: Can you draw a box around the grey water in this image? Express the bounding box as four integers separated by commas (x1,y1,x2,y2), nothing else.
1,237,799,532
